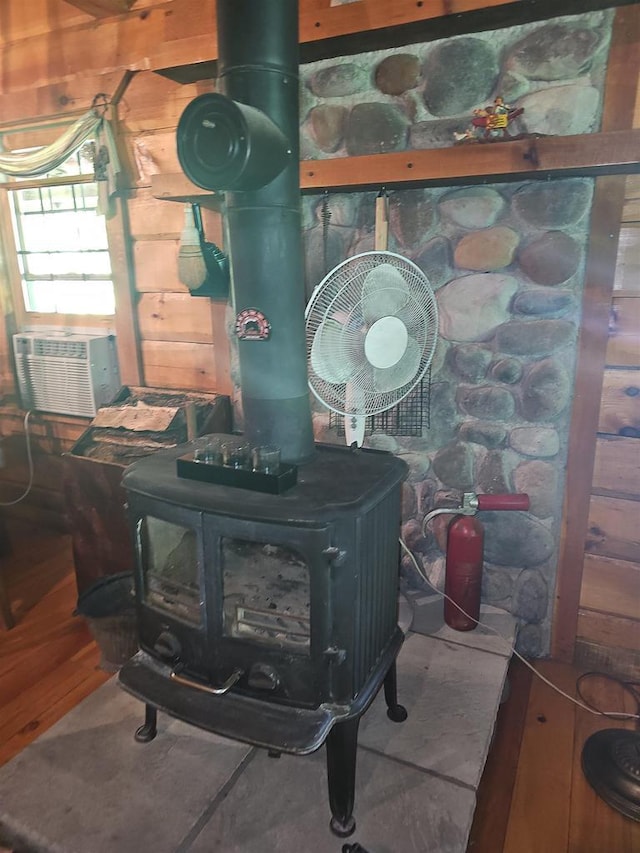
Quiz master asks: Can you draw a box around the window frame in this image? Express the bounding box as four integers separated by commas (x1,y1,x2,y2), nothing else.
1,162,115,332
0,113,142,393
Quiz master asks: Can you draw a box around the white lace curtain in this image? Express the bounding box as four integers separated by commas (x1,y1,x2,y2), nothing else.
0,110,102,178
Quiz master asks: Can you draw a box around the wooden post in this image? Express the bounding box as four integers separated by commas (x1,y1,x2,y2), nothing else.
551,4,640,661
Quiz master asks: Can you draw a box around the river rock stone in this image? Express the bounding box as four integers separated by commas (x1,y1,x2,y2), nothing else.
514,459,558,518
483,511,555,567
516,623,544,657
458,420,507,449
512,569,548,623
499,70,530,103
345,103,410,155
518,84,601,136
400,451,432,482
402,481,418,522
430,337,449,376
519,232,581,286
414,477,438,515
425,382,460,449
482,564,514,604
303,223,355,298
490,358,523,384
366,433,399,453
512,180,592,228
375,53,421,95
438,273,518,341
457,386,516,421
496,319,575,356
513,289,575,317
401,519,428,555
439,187,506,229
521,358,571,421
423,38,498,116
415,237,453,290
449,344,492,381
454,226,520,271
509,426,560,457
477,450,509,494
432,440,475,489
389,189,436,248
306,105,347,153
308,62,367,97
507,23,602,81
410,118,470,149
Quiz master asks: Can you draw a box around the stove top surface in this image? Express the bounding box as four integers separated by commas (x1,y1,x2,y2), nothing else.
122,439,408,523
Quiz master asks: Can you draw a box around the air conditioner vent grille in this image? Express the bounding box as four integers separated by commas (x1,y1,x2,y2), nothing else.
12,332,121,417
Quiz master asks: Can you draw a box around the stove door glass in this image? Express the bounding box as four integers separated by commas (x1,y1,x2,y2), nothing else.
221,538,310,654
141,516,202,626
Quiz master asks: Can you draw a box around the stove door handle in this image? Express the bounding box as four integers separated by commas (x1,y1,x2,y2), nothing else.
170,667,244,696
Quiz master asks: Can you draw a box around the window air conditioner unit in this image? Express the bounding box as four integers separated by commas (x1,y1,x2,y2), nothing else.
13,332,121,417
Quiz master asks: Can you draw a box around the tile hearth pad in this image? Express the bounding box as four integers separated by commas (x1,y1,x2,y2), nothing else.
0,608,514,853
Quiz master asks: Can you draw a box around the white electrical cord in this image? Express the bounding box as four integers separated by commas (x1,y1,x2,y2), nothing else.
0,411,35,506
399,537,640,722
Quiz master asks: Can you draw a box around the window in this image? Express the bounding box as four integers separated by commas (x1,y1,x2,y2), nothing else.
4,141,115,320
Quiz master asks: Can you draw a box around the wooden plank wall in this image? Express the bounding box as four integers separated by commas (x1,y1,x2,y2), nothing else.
0,3,233,528
119,71,232,395
575,172,640,678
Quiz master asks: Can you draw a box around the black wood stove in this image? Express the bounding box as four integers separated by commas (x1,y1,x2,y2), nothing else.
119,440,408,836
118,0,410,837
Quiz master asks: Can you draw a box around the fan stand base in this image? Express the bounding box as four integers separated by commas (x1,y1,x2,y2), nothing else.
581,728,640,822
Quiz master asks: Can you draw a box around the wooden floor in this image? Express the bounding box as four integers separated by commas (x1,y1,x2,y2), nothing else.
0,523,110,769
1,524,639,852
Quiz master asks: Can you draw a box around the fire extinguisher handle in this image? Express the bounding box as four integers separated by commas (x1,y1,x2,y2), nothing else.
476,493,530,511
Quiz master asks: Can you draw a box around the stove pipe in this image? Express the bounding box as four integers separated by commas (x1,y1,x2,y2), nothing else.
177,0,315,465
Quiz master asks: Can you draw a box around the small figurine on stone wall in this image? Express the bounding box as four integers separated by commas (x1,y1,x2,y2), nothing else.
454,96,525,143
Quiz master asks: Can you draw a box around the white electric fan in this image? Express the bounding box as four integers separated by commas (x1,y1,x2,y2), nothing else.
305,193,439,446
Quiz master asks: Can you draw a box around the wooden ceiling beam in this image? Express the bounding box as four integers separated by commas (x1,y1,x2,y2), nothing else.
63,0,137,18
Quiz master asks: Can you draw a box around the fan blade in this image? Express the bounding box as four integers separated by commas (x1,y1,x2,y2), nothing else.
361,263,410,323
310,318,353,383
373,336,422,393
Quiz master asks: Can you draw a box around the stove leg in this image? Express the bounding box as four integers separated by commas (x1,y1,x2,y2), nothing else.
384,661,408,723
326,717,359,838
134,704,158,743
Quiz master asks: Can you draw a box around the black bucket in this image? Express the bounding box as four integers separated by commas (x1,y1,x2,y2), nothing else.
76,573,139,673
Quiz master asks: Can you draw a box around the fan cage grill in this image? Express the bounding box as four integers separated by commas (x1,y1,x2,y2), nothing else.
306,251,438,418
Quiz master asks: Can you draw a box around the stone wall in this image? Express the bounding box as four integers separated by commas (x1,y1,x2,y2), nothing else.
297,10,614,656
300,10,614,157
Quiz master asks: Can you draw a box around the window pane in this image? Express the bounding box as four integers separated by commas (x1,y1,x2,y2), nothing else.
24,280,115,315
8,160,115,317
20,211,109,253
24,250,111,278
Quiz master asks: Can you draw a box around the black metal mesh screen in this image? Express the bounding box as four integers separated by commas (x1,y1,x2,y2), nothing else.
329,369,431,438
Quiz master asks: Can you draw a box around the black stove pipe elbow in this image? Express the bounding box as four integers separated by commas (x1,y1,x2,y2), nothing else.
177,0,315,465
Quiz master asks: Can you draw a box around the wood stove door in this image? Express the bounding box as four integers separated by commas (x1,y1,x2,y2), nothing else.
205,517,333,709
129,496,211,680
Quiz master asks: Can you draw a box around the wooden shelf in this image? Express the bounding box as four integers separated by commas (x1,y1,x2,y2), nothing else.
150,173,223,211
152,129,640,207
301,129,640,192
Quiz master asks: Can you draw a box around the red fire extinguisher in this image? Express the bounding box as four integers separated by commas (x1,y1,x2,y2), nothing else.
422,492,530,631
